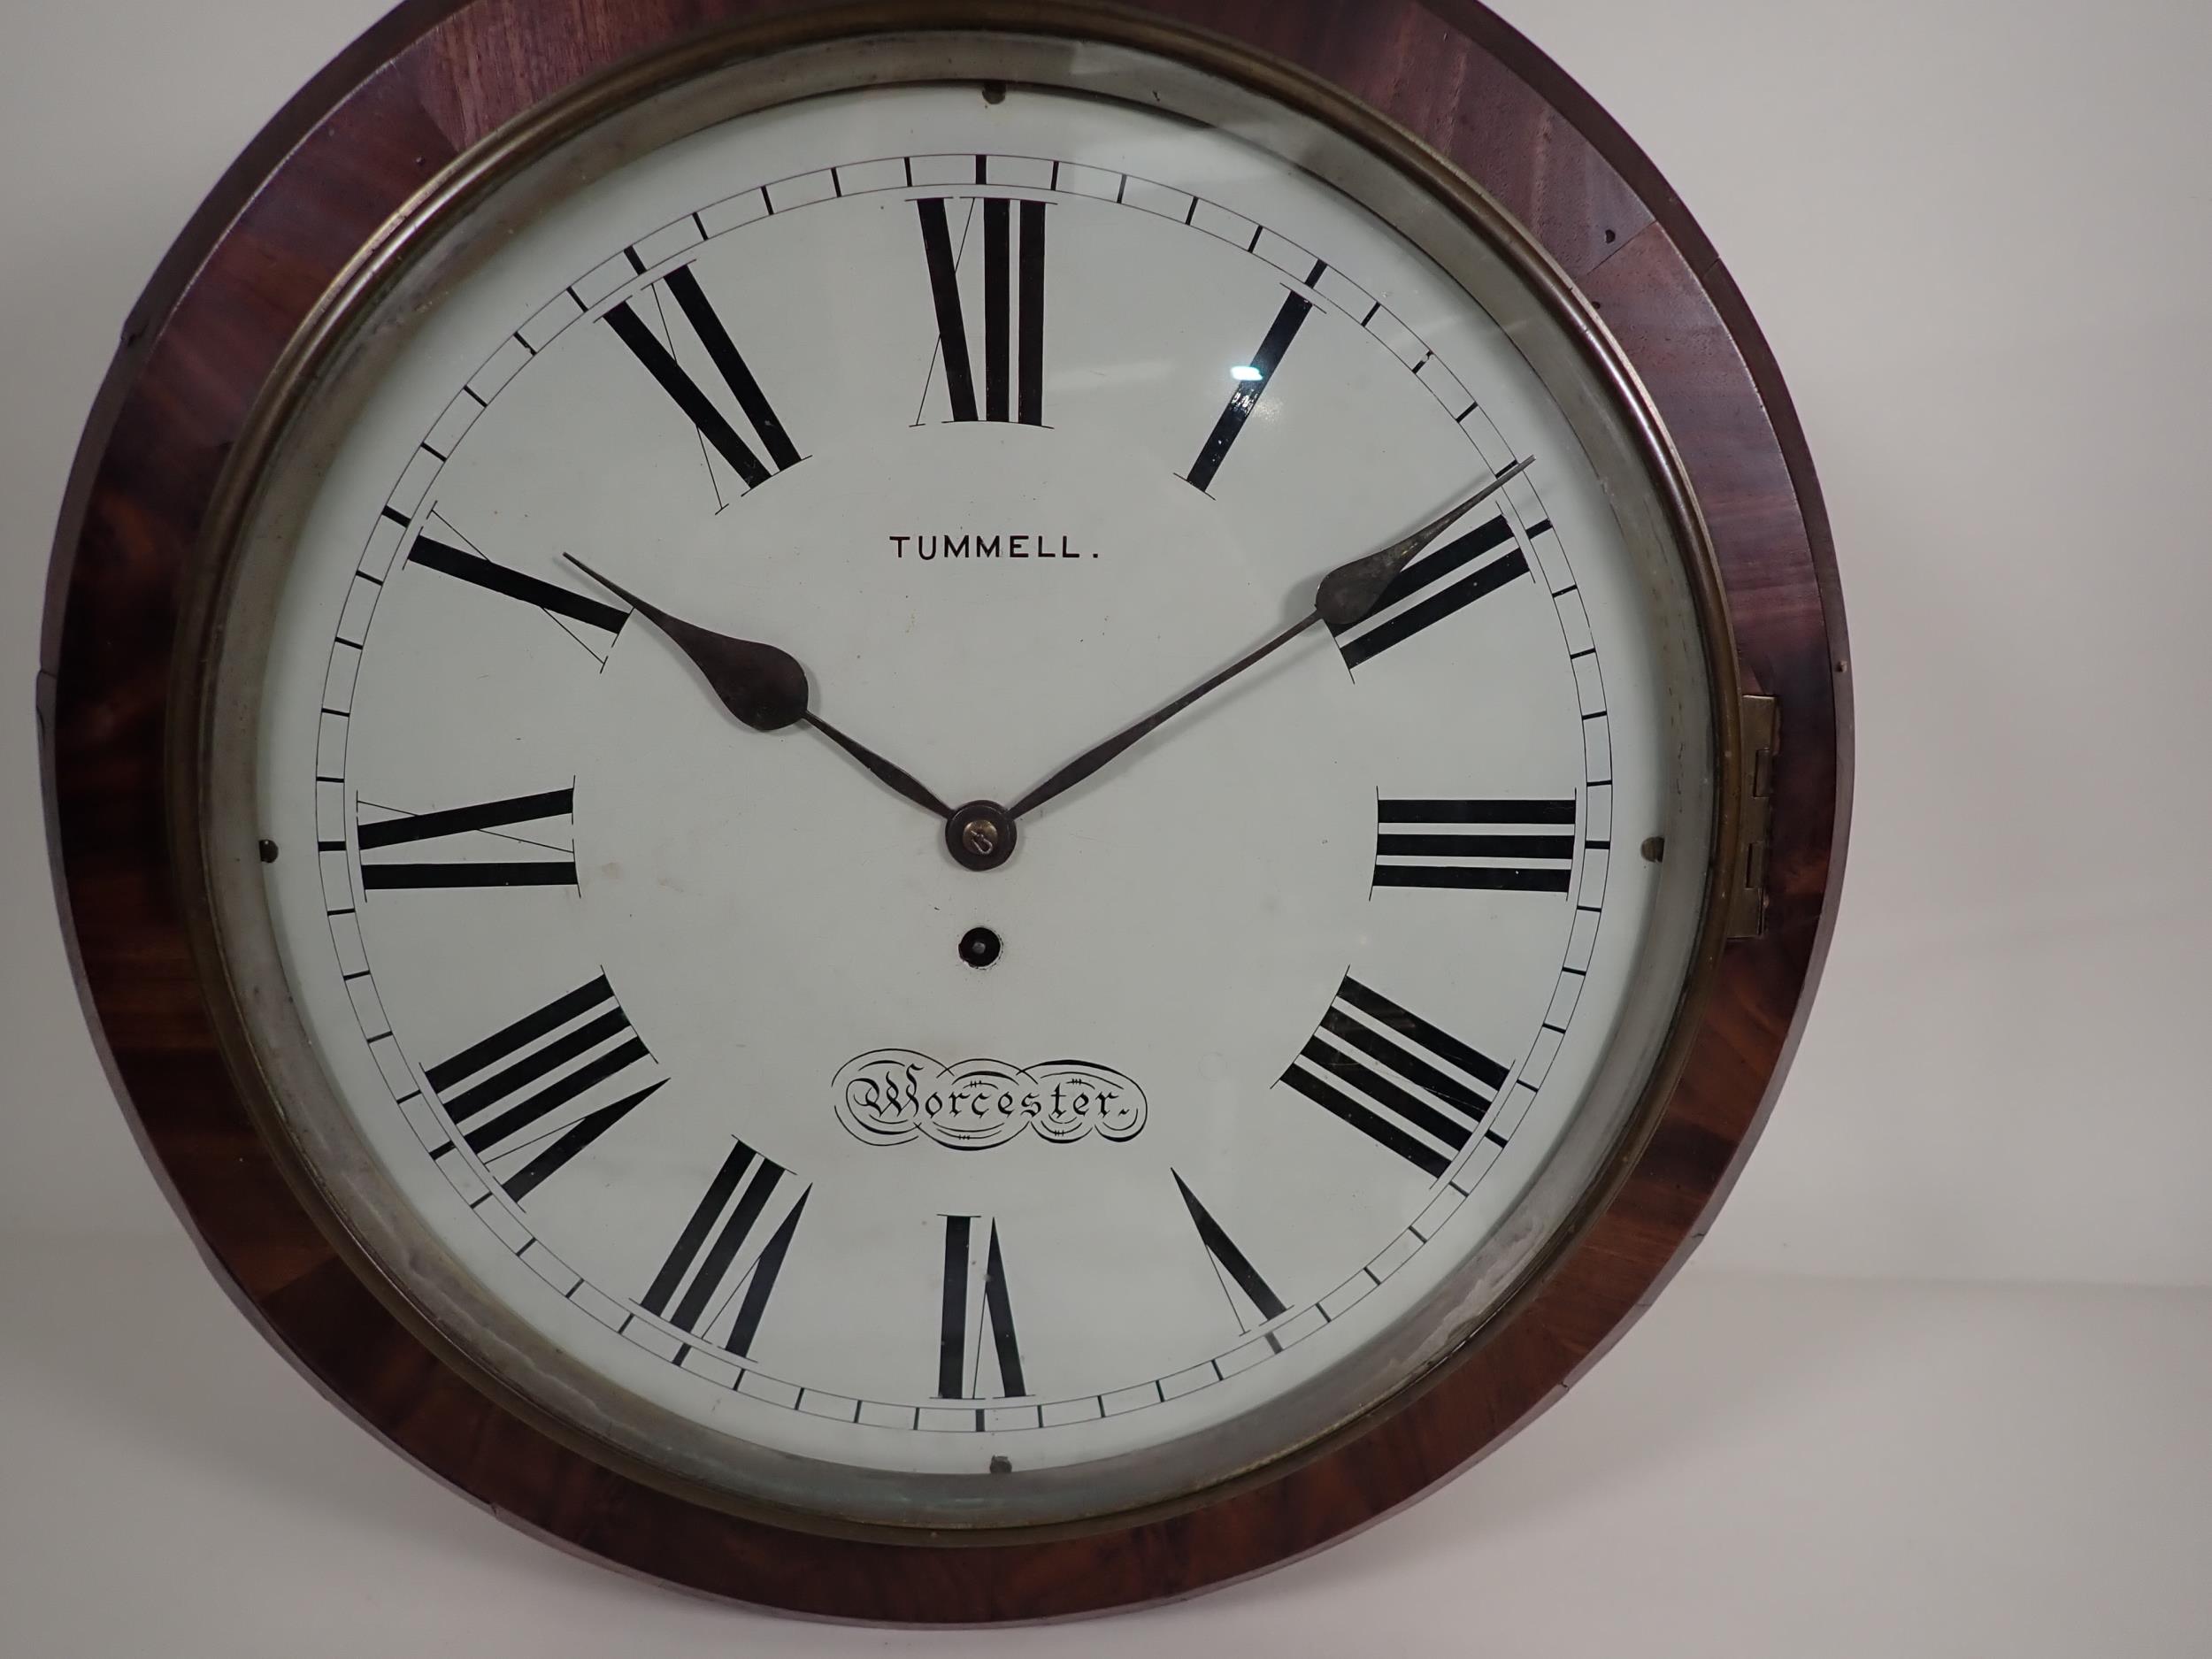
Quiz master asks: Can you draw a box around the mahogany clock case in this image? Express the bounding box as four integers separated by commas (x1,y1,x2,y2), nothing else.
41,0,1848,1622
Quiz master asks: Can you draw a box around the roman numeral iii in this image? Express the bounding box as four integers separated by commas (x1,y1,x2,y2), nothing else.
938,1216,1025,1399
423,974,659,1201
643,1141,808,1356
605,261,803,489
1375,798,1577,894
916,196,1048,425
357,787,576,890
1330,513,1527,668
1280,976,1507,1179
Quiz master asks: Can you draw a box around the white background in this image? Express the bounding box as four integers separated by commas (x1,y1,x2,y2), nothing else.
4,0,2208,1653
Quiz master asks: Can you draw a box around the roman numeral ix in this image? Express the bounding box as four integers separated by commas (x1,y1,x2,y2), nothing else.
1330,513,1528,669
1280,977,1508,1179
1185,267,1325,494
605,260,803,491
424,974,660,1202
916,196,1048,426
642,1141,808,1356
356,787,576,890
938,1216,1025,1399
1376,798,1578,894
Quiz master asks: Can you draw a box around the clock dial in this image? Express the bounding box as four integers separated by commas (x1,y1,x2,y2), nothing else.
231,69,1719,1525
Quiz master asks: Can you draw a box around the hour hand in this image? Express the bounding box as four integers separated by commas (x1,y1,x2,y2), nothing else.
565,554,806,731
563,555,955,820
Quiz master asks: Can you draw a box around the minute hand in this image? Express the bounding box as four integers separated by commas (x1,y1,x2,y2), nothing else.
1006,458,1533,823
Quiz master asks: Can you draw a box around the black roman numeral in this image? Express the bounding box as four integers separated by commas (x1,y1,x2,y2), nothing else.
357,787,576,890
938,1216,1025,1399
641,1141,808,1356
1175,1171,1286,1331
1329,513,1527,668
1280,977,1507,1179
495,1084,663,1203
916,196,1048,425
423,974,658,1200
604,262,803,490
408,536,629,638
1185,271,1324,493
1375,798,1577,894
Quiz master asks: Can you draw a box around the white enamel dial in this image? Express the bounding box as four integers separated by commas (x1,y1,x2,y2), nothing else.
236,65,1717,1520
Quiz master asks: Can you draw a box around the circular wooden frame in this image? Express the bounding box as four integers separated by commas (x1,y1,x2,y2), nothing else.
42,0,1848,1621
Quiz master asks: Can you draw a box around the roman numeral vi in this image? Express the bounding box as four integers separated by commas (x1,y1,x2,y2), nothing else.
938,1216,1025,1399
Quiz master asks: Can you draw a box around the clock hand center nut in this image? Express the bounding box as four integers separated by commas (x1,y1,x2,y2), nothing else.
947,801,1019,872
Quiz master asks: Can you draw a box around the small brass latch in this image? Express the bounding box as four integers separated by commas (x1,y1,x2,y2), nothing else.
1727,695,1779,940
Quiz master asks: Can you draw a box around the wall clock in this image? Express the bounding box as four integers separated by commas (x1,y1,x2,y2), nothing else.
41,0,1847,1621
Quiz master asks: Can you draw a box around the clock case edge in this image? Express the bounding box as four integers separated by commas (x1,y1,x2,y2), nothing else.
38,0,1850,1622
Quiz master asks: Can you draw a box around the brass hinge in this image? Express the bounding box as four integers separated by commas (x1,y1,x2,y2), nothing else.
1726,695,1779,940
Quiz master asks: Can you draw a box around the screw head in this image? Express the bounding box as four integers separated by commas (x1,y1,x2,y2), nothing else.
945,802,1018,872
